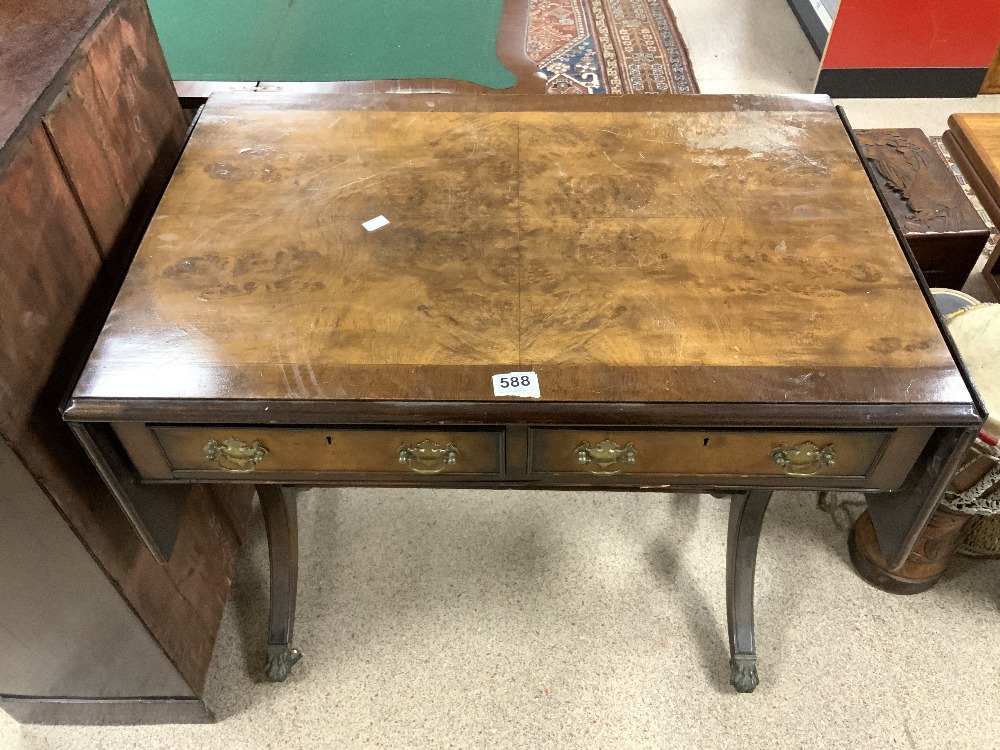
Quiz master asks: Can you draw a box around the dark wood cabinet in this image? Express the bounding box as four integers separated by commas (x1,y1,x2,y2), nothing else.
0,0,251,725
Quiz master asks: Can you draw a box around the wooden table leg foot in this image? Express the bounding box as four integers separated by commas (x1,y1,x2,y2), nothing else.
726,489,772,694
729,653,760,693
265,644,303,682
258,484,300,683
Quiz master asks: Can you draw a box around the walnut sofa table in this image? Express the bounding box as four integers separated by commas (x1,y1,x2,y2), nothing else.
64,93,983,693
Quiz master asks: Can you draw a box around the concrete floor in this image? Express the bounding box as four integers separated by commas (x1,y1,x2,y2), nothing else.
4,0,1000,747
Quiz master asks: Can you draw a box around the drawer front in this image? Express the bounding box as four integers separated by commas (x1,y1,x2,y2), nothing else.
530,429,891,480
151,427,503,477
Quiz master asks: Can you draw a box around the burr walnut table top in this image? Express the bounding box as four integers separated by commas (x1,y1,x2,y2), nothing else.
69,93,975,418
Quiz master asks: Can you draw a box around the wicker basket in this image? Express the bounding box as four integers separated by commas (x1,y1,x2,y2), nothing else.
948,440,1000,557
961,516,1000,558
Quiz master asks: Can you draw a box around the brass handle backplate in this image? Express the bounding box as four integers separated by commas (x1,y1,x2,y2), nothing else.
770,441,835,476
204,437,268,473
398,439,459,474
575,439,637,475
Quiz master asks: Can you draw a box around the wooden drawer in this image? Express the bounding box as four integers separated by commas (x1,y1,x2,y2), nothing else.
530,429,894,482
144,426,504,479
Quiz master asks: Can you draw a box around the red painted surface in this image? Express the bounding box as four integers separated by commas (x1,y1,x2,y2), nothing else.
823,0,1000,69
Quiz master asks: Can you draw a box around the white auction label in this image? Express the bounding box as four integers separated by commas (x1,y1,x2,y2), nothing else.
362,215,390,231
492,371,541,398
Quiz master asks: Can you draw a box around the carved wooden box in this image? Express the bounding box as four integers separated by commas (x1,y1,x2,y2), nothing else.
857,128,990,290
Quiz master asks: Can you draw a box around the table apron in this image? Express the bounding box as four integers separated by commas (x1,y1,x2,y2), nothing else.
111,422,932,492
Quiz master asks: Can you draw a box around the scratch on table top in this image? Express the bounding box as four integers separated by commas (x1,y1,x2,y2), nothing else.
603,151,626,172
641,294,669,323
182,191,276,249
533,293,575,333
187,207,248,249
309,164,403,192
291,363,309,398
301,363,328,398
278,364,297,398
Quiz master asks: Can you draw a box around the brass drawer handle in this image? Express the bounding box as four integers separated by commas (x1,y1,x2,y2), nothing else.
575,439,637,475
770,441,835,476
204,438,268,473
398,439,459,474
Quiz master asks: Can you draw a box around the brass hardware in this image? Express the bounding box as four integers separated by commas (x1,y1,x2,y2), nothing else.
204,437,268,473
398,439,459,474
770,441,835,476
575,439,638,475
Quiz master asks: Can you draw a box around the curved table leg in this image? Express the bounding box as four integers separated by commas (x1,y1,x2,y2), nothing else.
257,485,302,682
726,489,772,693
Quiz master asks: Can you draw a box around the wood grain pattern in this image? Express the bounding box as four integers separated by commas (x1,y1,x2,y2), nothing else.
945,114,1000,299
43,68,131,254
42,0,186,263
0,126,106,438
0,127,236,698
947,114,1000,218
71,94,965,411
0,0,111,157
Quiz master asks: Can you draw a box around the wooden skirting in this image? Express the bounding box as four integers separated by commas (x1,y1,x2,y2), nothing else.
816,67,988,98
0,697,212,725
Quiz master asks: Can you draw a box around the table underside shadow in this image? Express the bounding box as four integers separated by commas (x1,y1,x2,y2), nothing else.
255,485,773,692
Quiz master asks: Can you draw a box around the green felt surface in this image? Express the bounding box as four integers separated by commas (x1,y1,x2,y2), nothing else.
147,0,516,88
147,0,287,81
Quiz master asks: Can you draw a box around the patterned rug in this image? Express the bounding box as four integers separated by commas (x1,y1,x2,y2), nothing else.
528,0,699,94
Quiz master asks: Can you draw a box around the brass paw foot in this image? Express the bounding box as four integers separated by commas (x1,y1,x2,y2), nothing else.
729,653,759,693
265,644,303,682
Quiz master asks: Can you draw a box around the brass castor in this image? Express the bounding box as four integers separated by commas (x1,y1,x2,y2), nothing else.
265,645,303,682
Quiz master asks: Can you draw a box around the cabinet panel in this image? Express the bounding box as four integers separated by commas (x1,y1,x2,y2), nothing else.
0,440,194,698
43,0,186,268
0,126,106,442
